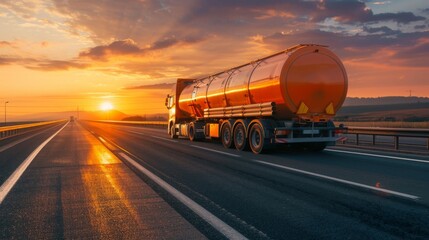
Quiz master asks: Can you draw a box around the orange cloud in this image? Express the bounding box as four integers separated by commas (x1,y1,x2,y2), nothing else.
79,39,142,61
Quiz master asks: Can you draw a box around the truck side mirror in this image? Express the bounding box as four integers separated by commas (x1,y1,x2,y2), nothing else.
165,95,170,109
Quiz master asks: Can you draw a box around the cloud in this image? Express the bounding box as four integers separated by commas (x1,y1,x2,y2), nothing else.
0,57,17,65
369,12,425,24
370,1,392,5
0,41,13,47
79,39,143,60
151,35,205,50
27,60,89,71
0,0,40,19
178,0,425,29
124,82,175,90
78,36,206,61
1,0,428,96
255,28,429,67
362,26,401,35
0,56,89,70
415,24,427,30
307,1,425,24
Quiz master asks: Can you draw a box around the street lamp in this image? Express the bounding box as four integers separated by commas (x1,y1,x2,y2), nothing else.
4,101,9,125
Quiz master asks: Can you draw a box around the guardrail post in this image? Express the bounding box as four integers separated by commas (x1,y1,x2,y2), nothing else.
372,135,375,145
427,138,429,151
394,136,399,150
356,134,359,145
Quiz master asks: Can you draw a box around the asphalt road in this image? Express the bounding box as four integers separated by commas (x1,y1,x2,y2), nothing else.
1,120,429,239
81,121,429,239
0,122,204,239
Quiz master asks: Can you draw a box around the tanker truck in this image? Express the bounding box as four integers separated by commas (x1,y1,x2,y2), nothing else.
165,44,347,154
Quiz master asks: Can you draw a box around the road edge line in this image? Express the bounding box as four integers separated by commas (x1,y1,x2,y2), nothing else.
326,149,429,164
252,159,420,200
0,122,68,204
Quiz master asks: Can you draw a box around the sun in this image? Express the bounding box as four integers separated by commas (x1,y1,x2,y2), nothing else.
100,101,114,111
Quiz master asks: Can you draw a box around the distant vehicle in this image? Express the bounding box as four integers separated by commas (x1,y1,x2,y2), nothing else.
70,116,75,122
165,44,348,154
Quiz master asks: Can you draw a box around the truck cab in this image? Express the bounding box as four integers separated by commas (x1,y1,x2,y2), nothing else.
165,79,195,138
165,91,176,138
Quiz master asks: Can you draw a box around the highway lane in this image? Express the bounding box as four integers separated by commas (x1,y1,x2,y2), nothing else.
0,122,205,239
0,121,66,185
81,121,429,239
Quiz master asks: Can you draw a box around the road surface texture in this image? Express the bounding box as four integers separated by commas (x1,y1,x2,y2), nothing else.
1,120,429,239
0,122,205,239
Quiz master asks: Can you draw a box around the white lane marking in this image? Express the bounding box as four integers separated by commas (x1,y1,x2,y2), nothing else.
127,130,178,143
326,149,429,164
119,153,247,240
252,159,419,200
98,136,118,151
191,145,241,158
0,122,68,204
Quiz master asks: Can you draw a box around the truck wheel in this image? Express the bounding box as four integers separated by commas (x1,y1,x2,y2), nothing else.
189,122,204,141
249,123,264,154
234,123,248,151
170,125,178,139
189,125,195,141
221,123,234,148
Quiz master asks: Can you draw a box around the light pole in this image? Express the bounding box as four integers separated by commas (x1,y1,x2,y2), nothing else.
4,101,9,125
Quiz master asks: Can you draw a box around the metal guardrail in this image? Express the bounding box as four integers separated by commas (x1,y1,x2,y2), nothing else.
90,120,429,151
0,120,66,140
344,127,429,151
93,120,168,127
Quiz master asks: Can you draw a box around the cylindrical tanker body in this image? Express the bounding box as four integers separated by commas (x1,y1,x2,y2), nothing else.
178,44,347,121
166,44,348,153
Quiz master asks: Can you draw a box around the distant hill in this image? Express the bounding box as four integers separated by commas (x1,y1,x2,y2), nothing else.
11,110,129,121
344,96,429,106
122,113,167,121
336,102,429,122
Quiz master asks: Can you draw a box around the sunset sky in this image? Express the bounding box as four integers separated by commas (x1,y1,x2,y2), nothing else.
1,0,428,119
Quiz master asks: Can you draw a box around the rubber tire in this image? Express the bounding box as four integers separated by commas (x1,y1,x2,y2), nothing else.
249,123,264,154
189,125,196,141
234,123,248,151
221,123,234,148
